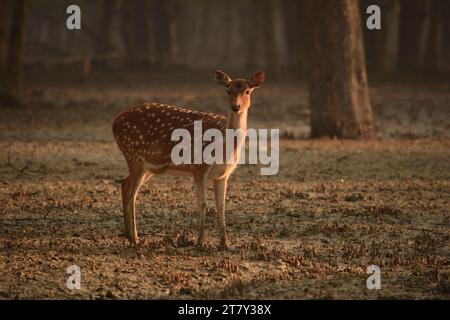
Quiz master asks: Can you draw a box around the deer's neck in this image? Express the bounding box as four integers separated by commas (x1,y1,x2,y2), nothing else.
225,110,248,164
226,110,248,132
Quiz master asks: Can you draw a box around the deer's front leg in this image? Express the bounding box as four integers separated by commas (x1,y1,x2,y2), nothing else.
121,164,150,246
194,174,207,247
214,177,228,249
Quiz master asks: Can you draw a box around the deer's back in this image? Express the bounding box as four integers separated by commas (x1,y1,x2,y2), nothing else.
113,103,226,168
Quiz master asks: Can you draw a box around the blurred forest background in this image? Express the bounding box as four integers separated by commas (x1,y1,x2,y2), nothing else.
4,0,450,74
1,0,450,139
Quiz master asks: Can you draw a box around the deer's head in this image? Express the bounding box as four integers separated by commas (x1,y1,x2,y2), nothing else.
215,70,265,114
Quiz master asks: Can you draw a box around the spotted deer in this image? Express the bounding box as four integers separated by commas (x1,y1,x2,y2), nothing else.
112,70,265,249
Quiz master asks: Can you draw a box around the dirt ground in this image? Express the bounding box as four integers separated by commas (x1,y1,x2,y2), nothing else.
0,72,449,299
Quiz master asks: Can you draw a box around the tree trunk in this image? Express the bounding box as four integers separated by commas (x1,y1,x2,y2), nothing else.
361,0,386,72
120,0,137,66
95,0,117,56
261,0,278,75
133,0,150,67
398,0,427,71
0,0,11,72
441,1,450,65
151,0,173,68
121,0,150,68
220,0,233,65
424,0,439,72
242,0,260,71
281,0,305,71
304,0,374,139
0,0,26,106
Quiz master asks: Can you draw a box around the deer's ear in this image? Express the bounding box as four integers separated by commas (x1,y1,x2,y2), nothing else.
215,70,231,87
249,71,265,88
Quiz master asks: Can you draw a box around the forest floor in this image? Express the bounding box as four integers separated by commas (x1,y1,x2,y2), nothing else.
0,72,449,299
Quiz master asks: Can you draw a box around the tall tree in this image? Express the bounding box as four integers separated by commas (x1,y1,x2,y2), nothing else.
398,0,427,71
0,0,27,106
121,0,150,68
281,0,305,71
361,0,386,72
242,0,261,71
441,1,450,64
424,0,439,71
151,0,173,68
260,0,278,75
304,0,374,139
120,0,135,66
95,0,118,57
0,0,11,72
220,0,233,65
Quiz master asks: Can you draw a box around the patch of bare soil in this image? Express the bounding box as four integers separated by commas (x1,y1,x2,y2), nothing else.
0,76,449,299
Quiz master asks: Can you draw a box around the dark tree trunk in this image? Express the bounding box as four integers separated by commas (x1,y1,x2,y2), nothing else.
361,0,385,71
95,0,118,56
121,0,136,66
0,0,26,106
398,0,427,71
242,0,260,71
220,0,233,65
424,0,439,71
172,0,190,67
133,0,151,67
121,0,150,68
441,1,450,63
261,0,278,75
151,0,173,68
0,0,11,72
304,0,374,139
281,0,305,71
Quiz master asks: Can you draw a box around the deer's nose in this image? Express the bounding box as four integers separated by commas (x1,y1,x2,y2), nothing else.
231,105,240,112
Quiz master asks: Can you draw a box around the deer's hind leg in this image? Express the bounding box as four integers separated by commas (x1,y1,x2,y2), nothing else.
121,161,152,245
214,177,228,250
193,172,207,247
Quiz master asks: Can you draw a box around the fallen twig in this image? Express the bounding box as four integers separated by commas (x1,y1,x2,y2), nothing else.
5,143,40,176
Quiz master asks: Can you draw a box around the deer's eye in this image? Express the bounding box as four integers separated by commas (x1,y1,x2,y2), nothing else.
245,90,251,95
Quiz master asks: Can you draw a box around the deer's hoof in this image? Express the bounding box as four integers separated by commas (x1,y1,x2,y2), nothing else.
128,236,140,246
